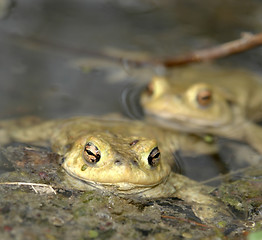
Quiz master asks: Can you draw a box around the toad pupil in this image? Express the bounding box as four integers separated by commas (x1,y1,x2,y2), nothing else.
148,147,160,167
197,90,212,106
84,142,101,163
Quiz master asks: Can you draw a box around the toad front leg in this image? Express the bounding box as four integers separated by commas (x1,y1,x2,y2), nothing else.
243,122,262,154
169,173,233,226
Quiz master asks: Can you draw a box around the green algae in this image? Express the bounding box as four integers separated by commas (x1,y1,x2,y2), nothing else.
248,231,262,240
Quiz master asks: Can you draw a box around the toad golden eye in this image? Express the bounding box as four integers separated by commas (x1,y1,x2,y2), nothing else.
197,89,212,107
145,82,154,96
83,142,101,164
148,147,160,167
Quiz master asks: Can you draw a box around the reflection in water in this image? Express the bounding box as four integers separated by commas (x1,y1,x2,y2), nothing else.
121,84,144,119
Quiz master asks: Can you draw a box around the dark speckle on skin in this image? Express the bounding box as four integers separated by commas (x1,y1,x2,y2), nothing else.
131,160,138,166
114,159,122,165
130,140,139,146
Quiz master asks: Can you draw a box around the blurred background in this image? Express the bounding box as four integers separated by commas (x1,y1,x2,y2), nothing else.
1,0,262,119
1,0,262,181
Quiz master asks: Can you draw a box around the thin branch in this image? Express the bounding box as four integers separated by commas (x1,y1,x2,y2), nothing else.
160,32,262,67
200,164,261,185
6,32,262,68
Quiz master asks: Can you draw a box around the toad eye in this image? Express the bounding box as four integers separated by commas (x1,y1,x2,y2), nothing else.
83,142,101,164
148,147,160,167
196,89,212,107
145,82,154,96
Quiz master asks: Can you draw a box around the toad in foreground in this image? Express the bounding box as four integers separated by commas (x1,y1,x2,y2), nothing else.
0,116,231,225
141,64,262,153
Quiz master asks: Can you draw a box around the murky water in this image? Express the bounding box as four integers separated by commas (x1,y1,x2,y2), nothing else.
1,0,262,179
1,0,262,119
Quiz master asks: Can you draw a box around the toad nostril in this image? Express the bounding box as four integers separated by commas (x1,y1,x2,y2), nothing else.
131,160,138,166
114,159,123,165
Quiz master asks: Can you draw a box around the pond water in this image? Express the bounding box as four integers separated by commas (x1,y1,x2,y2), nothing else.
1,0,262,179
1,0,262,119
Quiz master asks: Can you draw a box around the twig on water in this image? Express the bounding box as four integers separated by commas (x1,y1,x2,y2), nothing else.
8,32,262,69
159,32,262,67
200,164,261,185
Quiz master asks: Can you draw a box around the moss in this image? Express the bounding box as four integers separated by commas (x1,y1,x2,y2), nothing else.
248,231,262,240
218,179,262,211
87,230,99,238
